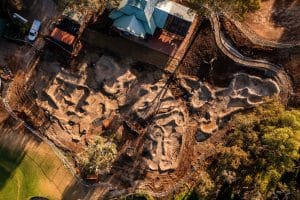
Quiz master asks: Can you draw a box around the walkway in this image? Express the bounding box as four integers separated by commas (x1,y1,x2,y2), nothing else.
210,12,293,99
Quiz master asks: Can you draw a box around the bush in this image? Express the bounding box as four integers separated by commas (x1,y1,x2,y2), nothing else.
186,0,261,17
77,136,117,175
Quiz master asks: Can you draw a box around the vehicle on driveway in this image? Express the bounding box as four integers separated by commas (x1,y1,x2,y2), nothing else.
28,20,41,42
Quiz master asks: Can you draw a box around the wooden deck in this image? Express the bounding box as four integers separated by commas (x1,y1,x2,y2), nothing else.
166,16,201,72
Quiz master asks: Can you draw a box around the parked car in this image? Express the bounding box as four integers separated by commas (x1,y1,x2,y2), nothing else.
28,20,41,41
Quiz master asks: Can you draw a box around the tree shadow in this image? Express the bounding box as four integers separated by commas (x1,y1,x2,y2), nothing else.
20,0,58,24
0,116,33,190
61,179,94,200
0,147,25,189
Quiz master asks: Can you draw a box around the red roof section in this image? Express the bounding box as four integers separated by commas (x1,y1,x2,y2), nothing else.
50,27,76,46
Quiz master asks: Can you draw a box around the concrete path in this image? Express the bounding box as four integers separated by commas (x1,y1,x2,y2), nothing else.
210,12,293,100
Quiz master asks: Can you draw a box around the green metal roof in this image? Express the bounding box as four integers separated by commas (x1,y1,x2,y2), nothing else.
109,0,195,37
109,0,158,36
113,15,146,38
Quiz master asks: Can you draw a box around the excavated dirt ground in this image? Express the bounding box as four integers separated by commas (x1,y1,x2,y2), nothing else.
2,17,286,196
241,0,300,44
0,2,297,199
219,0,300,107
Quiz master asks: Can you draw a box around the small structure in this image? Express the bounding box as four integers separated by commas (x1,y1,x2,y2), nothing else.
46,17,82,56
50,27,76,46
46,5,97,57
109,0,196,39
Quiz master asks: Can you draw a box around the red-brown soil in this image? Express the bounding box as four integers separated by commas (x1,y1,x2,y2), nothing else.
242,0,300,44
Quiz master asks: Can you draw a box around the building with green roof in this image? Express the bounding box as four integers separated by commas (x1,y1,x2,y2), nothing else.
109,0,196,38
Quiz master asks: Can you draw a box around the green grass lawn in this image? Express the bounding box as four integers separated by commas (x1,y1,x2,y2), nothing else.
0,146,65,200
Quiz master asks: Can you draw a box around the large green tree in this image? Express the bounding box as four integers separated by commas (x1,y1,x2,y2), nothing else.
194,99,300,199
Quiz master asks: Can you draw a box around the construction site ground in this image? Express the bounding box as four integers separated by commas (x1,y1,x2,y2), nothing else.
241,0,300,44
221,16,300,107
0,1,299,199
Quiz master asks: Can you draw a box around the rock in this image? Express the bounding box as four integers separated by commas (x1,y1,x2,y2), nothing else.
80,129,86,135
115,125,123,142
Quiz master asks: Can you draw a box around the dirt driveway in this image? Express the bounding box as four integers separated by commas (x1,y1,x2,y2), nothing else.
0,0,58,71
0,38,34,71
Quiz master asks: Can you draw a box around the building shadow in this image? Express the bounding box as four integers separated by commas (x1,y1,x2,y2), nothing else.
82,29,170,70
62,179,94,200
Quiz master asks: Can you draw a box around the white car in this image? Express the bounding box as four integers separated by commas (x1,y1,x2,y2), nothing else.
28,20,41,42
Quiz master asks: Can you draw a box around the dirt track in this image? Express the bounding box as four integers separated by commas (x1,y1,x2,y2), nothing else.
210,12,293,102
0,3,297,199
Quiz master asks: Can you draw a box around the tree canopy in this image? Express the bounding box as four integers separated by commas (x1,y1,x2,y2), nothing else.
77,136,117,175
194,99,300,199
186,0,261,17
